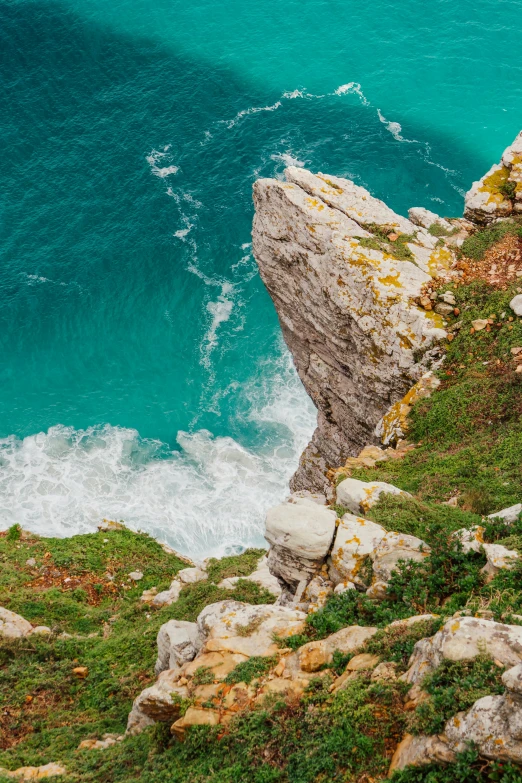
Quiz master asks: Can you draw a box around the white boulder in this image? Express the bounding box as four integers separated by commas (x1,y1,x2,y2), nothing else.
371,531,430,582
0,608,33,639
126,669,189,735
218,555,282,597
196,600,306,657
328,513,386,585
404,617,522,685
408,207,453,233
265,498,337,589
336,477,411,516
489,503,522,524
155,619,201,675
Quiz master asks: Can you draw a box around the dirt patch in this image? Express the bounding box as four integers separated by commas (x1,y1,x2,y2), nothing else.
25,566,120,605
457,233,522,289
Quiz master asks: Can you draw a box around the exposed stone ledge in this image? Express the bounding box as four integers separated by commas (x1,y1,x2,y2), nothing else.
253,167,449,493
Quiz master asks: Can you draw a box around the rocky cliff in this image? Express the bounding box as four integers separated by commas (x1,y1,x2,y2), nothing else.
253,135,522,494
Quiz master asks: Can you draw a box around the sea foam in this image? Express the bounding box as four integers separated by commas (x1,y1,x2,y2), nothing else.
0,350,316,559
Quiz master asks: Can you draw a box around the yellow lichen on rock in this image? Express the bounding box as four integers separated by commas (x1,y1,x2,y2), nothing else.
375,371,441,447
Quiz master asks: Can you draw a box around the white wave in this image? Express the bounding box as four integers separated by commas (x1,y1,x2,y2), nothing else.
223,101,283,129
282,89,305,99
0,351,316,559
146,148,179,178
271,152,305,168
334,82,370,105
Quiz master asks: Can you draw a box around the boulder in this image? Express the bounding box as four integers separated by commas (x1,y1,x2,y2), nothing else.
183,650,249,681
0,763,68,780
218,555,282,597
334,581,356,594
152,566,207,607
408,207,454,233
295,625,378,673
155,620,201,675
454,526,484,554
510,295,522,317
388,734,456,775
404,617,522,685
264,498,337,590
336,478,411,516
488,503,522,524
346,653,381,671
0,608,32,639
482,543,519,577
303,575,334,612
370,531,430,582
177,567,207,585
28,626,52,636
196,601,306,657
126,668,189,734
445,681,522,763
328,514,386,586
171,706,221,739
151,580,183,607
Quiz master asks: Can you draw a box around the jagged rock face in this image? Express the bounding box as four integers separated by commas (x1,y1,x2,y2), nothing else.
464,131,522,223
252,167,448,492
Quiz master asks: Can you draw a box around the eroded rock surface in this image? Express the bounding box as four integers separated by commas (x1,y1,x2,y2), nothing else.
464,131,522,223
253,167,448,492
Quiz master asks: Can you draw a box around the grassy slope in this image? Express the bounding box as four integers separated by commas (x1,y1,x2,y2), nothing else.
0,532,271,778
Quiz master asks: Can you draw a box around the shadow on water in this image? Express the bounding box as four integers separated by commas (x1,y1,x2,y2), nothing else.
0,0,491,442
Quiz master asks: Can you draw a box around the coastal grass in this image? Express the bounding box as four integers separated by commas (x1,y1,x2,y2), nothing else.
0,531,273,776
351,280,522,513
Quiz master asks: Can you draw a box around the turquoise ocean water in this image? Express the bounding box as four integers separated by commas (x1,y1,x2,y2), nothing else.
0,0,521,556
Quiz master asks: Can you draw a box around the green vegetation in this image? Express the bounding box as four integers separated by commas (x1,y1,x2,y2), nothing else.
224,656,277,685
0,529,274,778
364,619,442,672
427,223,459,238
357,223,415,262
391,749,522,783
352,281,522,512
460,219,522,260
409,656,505,735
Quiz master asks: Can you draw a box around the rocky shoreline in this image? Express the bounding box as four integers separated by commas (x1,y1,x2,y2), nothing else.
1,131,522,783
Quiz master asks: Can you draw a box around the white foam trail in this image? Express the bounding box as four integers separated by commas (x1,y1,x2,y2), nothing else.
282,89,305,99
146,149,179,178
201,282,236,369
334,82,370,105
0,350,316,559
377,109,417,143
223,101,283,129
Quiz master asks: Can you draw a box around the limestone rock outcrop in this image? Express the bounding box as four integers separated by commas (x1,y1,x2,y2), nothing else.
336,477,412,516
264,496,337,592
464,131,522,223
155,619,201,675
253,167,449,492
404,617,522,686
